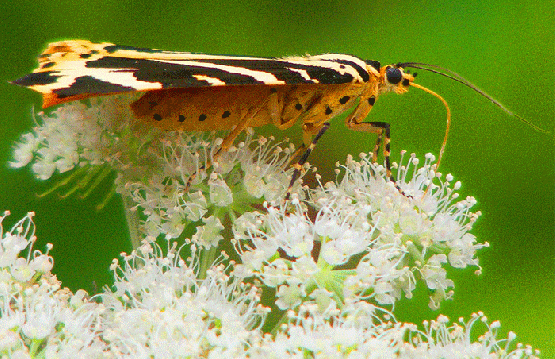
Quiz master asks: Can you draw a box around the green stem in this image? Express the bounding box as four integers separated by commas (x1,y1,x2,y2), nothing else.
270,310,289,336
122,194,141,249
198,246,217,280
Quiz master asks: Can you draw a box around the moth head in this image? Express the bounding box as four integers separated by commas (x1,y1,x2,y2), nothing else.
379,65,415,95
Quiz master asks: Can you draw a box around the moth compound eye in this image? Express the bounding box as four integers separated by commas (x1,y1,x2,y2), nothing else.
386,67,402,84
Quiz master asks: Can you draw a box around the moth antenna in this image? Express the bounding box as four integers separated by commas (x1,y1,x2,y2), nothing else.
398,62,550,134
409,82,451,171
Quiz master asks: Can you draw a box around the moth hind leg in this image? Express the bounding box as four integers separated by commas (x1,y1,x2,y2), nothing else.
183,123,249,192
284,122,331,201
184,96,271,192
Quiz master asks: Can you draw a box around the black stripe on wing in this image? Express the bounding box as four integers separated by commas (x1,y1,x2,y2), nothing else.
101,44,371,83
192,58,370,84
89,57,277,86
12,55,370,102
12,72,59,87
55,76,137,98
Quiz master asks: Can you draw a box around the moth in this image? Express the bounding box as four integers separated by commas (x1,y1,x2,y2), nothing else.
12,40,542,198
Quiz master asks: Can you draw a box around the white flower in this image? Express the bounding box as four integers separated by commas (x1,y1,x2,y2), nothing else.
0,210,539,358
10,258,35,282
7,96,538,357
208,172,234,207
233,151,486,310
0,212,104,357
20,297,58,339
311,152,486,308
308,288,337,315
102,241,268,357
191,215,225,248
314,204,375,266
10,133,39,169
276,280,306,310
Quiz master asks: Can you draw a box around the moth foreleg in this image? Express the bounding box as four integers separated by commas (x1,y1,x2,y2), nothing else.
345,97,401,192
348,122,392,181
348,120,410,197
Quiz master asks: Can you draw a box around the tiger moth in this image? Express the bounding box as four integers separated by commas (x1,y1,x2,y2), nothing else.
13,40,541,198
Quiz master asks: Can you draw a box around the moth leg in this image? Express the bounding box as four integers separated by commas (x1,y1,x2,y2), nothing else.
371,130,383,163
272,94,317,170
348,121,393,181
348,119,409,197
282,92,349,199
285,116,326,169
215,106,258,156
284,122,331,201
185,98,269,191
281,122,322,170
345,97,404,194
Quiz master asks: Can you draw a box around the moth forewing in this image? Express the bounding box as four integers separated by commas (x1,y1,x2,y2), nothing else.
13,40,373,109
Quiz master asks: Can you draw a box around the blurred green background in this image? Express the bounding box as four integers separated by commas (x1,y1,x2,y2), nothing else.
1,0,552,355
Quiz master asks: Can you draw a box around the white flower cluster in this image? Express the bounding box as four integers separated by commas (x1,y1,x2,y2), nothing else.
123,130,301,242
0,211,106,357
6,98,539,357
11,97,304,242
232,153,486,310
100,241,268,358
11,95,147,178
0,212,539,358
